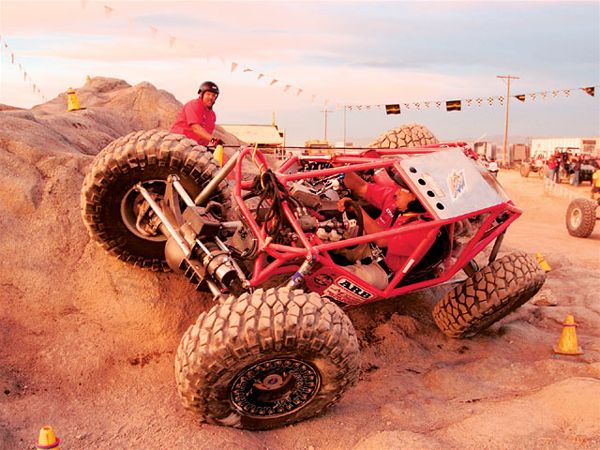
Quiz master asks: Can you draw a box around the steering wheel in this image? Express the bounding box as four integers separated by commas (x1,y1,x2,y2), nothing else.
340,199,364,239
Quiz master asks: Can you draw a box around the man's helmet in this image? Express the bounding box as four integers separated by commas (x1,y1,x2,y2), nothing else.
198,81,219,96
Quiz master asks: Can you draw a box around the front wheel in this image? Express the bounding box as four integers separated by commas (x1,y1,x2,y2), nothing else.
432,252,545,338
566,198,597,238
175,288,360,430
81,129,231,271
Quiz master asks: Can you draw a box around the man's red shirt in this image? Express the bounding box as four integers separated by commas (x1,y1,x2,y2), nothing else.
170,97,216,146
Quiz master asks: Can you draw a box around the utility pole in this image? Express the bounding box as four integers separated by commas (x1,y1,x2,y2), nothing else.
321,108,332,142
497,75,519,166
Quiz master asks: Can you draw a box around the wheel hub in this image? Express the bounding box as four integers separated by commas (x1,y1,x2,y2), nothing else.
230,358,320,418
570,208,582,228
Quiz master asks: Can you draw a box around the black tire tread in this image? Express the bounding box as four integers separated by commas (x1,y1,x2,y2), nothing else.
432,252,546,338
175,287,360,430
81,129,231,271
565,198,597,238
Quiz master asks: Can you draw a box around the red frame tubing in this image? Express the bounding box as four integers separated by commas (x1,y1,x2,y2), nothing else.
232,144,519,305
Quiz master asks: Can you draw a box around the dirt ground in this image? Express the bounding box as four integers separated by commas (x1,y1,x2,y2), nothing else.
1,161,598,449
0,81,598,448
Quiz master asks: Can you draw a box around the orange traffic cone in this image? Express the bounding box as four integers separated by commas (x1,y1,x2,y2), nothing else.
66,88,81,112
36,425,61,449
553,314,583,355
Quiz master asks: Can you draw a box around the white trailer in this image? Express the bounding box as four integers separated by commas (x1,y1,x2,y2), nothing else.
530,137,600,158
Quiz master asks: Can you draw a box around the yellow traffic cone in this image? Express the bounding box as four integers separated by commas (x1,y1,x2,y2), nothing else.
36,425,61,449
66,88,81,112
213,144,224,167
553,314,583,355
536,252,551,272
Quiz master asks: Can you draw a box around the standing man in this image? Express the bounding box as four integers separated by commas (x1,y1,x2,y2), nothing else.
171,81,220,147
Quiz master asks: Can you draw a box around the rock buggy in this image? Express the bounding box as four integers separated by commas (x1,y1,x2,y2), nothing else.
81,129,545,430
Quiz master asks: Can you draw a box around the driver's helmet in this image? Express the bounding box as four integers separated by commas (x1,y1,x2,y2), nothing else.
198,81,220,96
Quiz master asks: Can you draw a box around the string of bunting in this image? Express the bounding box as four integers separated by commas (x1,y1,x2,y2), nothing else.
0,35,48,101
87,1,340,108
352,84,598,115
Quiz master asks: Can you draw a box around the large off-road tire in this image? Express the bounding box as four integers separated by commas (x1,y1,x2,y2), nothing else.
566,198,597,238
520,163,530,177
175,287,360,430
368,123,438,148
432,252,545,338
81,129,231,271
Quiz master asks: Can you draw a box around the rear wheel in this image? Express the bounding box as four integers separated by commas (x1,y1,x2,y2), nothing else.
369,123,438,148
432,252,545,338
81,129,231,271
566,198,597,238
175,287,360,430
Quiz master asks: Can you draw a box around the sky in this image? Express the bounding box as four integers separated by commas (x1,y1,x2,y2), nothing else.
1,0,599,146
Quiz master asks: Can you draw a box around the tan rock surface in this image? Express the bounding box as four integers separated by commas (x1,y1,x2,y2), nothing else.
1,82,599,448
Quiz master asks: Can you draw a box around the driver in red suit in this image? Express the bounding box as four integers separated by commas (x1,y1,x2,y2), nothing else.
337,171,429,288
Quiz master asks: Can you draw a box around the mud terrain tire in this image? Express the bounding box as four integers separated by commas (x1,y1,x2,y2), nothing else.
432,252,545,338
369,123,438,148
175,288,360,430
566,198,597,238
81,129,231,271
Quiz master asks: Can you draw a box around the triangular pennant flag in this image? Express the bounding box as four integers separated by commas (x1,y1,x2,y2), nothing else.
270,79,278,86
435,101,442,109
446,100,461,112
149,26,158,38
348,105,353,111
230,62,238,73
487,96,494,106
296,88,303,96
414,102,420,110
530,93,536,101
515,94,526,102
103,5,113,16
257,73,264,80
498,96,505,106
169,36,176,48
424,101,431,109
476,98,483,106
385,104,400,115
541,91,548,99
582,86,595,96
552,90,559,97
564,89,571,97
284,84,291,92
366,105,371,110
357,105,363,111
243,68,253,73
465,99,473,107
403,103,410,110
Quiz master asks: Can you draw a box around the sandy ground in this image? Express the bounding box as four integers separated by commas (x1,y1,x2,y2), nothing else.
1,151,599,449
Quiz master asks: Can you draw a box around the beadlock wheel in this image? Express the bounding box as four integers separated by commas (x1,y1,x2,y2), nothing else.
230,358,321,419
175,287,360,430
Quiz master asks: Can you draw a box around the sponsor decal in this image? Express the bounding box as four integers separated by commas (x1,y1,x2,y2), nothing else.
448,169,466,200
323,277,374,301
313,273,333,288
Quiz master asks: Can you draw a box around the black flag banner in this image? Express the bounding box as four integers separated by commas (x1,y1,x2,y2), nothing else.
582,86,595,96
515,94,526,102
385,104,401,115
446,100,461,112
